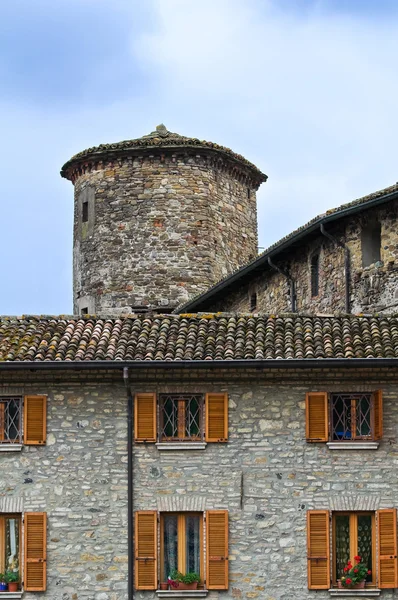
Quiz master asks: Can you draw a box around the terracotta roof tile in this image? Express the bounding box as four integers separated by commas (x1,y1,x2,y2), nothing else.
1,314,398,363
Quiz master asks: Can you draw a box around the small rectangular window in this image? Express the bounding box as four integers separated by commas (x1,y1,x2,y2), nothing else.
81,307,88,315
159,394,204,442
250,293,257,312
331,393,372,441
0,514,21,581
361,222,381,267
82,201,89,223
311,254,319,297
0,398,22,444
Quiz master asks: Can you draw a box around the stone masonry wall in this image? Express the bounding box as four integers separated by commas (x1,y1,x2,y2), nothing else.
207,199,398,315
72,153,258,314
0,380,128,600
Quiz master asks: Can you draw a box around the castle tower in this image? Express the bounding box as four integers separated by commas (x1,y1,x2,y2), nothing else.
61,125,267,315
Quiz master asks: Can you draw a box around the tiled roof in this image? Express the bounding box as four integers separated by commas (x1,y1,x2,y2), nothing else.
1,314,398,363
176,182,398,313
61,124,267,183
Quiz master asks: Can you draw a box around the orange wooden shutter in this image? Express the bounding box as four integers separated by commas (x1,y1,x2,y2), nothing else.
305,392,328,442
24,396,47,445
205,393,228,442
134,393,156,442
206,510,228,590
374,390,383,440
307,510,330,589
377,509,397,588
0,403,4,442
135,511,157,590
24,512,47,591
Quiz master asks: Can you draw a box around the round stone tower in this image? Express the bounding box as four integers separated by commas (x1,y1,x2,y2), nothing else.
61,124,267,315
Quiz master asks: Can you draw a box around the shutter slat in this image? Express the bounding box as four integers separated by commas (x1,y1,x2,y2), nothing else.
378,509,397,588
205,393,228,442
306,392,328,442
374,390,383,440
24,512,47,591
307,511,330,589
24,396,47,445
206,510,228,590
135,511,157,590
134,393,156,442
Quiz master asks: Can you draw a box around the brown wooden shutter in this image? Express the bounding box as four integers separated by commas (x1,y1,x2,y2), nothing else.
134,393,157,442
206,510,228,590
377,509,397,588
0,403,4,442
24,396,47,445
135,511,157,590
374,390,383,440
24,512,47,591
305,392,328,442
205,393,228,442
307,510,330,589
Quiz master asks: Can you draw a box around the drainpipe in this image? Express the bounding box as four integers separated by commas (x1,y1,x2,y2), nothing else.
320,224,350,313
123,367,134,599
267,256,297,312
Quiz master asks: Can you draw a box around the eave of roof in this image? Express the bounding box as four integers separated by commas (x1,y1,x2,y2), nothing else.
176,183,398,313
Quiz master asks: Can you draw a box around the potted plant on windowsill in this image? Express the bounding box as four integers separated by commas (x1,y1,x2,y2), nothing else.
338,556,371,589
0,573,7,592
168,570,201,590
5,571,19,592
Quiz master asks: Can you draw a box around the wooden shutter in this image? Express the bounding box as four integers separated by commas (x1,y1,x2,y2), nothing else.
206,510,228,590
135,511,157,590
205,393,228,442
305,392,328,442
307,510,330,589
24,512,47,591
374,390,383,440
377,509,397,588
24,396,47,445
0,403,4,442
134,393,156,442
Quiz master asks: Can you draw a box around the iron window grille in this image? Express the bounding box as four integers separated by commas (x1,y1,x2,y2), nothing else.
159,394,204,442
330,393,373,441
0,398,22,443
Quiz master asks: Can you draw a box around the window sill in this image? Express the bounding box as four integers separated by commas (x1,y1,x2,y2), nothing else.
327,442,379,450
328,589,380,597
0,444,23,453
156,591,208,598
156,443,207,451
0,592,24,599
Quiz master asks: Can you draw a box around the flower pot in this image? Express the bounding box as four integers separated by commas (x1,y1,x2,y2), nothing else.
0,583,7,591
160,582,168,590
177,582,198,590
338,580,365,590
8,582,18,592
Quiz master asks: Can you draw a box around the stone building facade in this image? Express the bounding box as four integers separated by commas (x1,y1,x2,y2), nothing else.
178,184,398,316
61,125,266,315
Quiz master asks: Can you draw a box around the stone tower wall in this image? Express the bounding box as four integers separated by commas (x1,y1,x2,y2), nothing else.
72,153,259,315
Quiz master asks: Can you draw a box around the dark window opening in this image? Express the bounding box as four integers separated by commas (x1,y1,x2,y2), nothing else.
82,201,89,223
81,307,88,315
247,188,251,199
361,222,381,267
250,293,257,312
311,254,319,297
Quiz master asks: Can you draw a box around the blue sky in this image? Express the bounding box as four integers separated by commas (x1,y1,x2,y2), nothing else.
1,0,398,314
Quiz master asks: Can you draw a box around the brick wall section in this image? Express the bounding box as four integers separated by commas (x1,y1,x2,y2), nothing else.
1,367,398,599
206,199,398,315
72,154,259,314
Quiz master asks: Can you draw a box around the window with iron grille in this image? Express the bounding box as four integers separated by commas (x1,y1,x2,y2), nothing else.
331,393,373,441
0,398,22,443
159,394,204,442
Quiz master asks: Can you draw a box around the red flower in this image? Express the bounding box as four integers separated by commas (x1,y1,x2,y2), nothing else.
368,570,372,575
354,555,361,562
344,567,349,573
347,561,352,568
354,569,358,573
346,578,352,585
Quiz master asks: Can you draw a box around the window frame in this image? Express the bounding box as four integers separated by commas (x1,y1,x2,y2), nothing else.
158,394,205,443
332,511,376,587
0,397,23,444
310,252,320,298
0,513,22,582
329,393,375,442
160,512,204,585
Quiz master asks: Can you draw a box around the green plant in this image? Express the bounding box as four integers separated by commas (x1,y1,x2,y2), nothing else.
0,573,5,583
340,556,371,588
5,571,19,583
169,570,200,584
